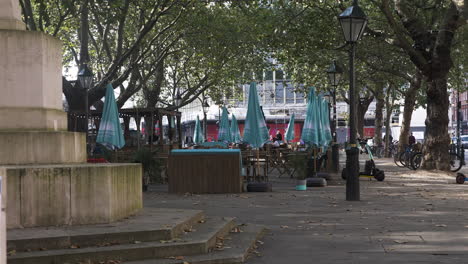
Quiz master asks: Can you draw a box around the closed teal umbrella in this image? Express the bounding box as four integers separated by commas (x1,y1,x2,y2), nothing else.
193,115,204,144
285,113,295,142
316,94,326,147
96,84,125,149
230,114,242,143
218,107,232,142
321,98,332,147
243,82,269,149
301,87,320,147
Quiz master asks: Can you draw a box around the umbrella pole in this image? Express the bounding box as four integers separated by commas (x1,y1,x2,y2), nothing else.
257,149,260,182
313,147,317,177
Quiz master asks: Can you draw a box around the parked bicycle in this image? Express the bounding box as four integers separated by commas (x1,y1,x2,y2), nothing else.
410,144,463,172
370,144,384,158
394,144,420,169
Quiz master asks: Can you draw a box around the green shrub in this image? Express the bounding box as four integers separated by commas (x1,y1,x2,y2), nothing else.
133,148,162,184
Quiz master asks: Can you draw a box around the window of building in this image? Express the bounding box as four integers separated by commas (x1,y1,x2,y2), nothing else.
285,82,295,104
276,70,284,80
265,71,273,81
338,119,347,127
274,81,283,103
364,119,375,126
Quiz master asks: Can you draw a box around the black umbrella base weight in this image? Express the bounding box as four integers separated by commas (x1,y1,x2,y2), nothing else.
306,177,327,187
246,182,273,192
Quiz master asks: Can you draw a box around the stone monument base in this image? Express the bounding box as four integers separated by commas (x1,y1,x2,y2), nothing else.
0,131,86,165
4,163,142,229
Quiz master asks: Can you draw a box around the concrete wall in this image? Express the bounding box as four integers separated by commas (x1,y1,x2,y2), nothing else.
0,131,86,165
5,163,142,229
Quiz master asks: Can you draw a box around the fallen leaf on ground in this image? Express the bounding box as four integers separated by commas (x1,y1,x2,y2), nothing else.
435,224,447,227
393,240,408,244
280,225,289,229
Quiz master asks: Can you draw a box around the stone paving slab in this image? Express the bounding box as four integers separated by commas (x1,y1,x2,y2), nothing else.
143,157,468,263
8,208,204,251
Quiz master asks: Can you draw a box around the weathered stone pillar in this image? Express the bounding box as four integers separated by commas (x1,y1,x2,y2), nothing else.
0,169,5,264
0,0,25,30
0,0,142,230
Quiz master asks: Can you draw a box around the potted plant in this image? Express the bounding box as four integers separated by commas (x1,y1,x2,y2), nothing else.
291,153,308,190
133,148,162,192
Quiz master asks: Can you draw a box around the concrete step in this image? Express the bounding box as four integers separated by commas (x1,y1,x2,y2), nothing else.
8,208,205,252
126,224,268,264
8,216,236,264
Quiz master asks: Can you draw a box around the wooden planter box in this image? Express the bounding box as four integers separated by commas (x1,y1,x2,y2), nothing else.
168,149,242,194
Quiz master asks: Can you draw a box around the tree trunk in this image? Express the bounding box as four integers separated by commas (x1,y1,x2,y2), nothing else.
374,96,384,147
123,116,131,140
421,77,451,171
384,88,393,157
398,71,422,152
357,108,365,139
356,96,374,138
63,78,87,132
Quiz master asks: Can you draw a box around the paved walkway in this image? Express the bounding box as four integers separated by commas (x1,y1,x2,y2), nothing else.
145,156,468,264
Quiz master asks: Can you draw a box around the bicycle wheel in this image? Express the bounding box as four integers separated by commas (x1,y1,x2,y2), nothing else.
410,152,423,170
394,152,405,167
399,152,409,168
376,147,383,158
450,153,463,172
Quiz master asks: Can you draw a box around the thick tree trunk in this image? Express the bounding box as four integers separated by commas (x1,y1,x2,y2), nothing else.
421,77,451,171
384,90,393,157
63,78,87,132
398,71,421,152
356,96,373,138
374,96,384,147
357,109,365,139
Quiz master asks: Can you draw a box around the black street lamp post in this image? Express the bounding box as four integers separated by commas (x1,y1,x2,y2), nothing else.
202,99,210,140
77,63,93,149
456,91,464,162
326,60,343,173
175,90,182,147
338,0,367,201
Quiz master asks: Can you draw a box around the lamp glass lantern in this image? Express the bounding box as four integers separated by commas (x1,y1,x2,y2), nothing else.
323,92,332,104
338,0,368,43
78,64,94,90
175,90,182,107
202,101,210,114
326,60,343,87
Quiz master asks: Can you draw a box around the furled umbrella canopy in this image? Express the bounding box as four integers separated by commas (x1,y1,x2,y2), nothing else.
316,94,326,147
96,84,125,149
301,87,320,147
321,98,333,148
230,114,242,143
193,115,204,144
218,107,232,142
243,82,269,148
285,113,295,142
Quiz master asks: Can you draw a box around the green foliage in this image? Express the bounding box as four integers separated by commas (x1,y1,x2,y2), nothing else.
133,148,162,183
290,153,308,180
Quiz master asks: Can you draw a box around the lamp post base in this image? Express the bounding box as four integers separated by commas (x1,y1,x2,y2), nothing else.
331,143,340,173
345,147,360,201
